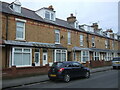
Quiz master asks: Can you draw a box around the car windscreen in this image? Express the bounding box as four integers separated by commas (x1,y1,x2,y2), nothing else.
112,58,120,61
52,62,63,67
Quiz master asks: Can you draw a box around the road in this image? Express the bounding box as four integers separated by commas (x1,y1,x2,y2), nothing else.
9,70,119,89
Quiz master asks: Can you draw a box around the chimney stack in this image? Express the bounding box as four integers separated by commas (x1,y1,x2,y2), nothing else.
48,5,54,11
91,23,98,30
67,13,76,23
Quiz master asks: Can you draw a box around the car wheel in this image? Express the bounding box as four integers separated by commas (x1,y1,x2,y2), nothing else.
64,74,70,83
113,66,116,69
85,71,90,78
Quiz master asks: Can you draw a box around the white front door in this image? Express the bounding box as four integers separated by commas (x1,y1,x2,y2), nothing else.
34,52,40,66
43,53,48,66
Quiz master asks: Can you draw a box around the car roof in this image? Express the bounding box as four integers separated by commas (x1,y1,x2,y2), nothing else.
113,57,120,59
55,61,80,64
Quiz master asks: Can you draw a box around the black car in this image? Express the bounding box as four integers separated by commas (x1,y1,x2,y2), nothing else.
48,61,90,82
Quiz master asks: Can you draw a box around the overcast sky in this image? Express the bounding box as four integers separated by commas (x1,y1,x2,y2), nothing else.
1,0,119,33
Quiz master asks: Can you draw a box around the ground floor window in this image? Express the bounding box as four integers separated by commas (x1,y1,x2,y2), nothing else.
81,51,89,63
54,49,67,62
106,52,113,61
12,47,32,67
93,52,100,61
114,53,118,57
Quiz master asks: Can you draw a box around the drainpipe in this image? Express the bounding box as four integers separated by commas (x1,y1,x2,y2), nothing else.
5,14,8,68
86,33,89,48
5,14,8,40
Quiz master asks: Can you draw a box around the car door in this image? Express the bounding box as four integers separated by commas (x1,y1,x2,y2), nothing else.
72,62,81,77
79,64,86,76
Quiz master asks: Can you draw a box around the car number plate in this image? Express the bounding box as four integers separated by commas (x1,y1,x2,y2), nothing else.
50,74,56,77
115,62,120,64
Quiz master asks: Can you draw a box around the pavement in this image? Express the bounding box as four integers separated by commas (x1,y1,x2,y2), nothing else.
2,66,112,89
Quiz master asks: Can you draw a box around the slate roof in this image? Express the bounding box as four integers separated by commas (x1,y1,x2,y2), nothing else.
1,1,78,30
1,1,120,40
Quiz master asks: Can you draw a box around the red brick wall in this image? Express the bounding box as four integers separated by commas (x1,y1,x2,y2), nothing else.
90,60,112,68
2,65,50,78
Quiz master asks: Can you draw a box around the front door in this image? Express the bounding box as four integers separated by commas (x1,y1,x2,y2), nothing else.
34,52,40,66
43,53,48,66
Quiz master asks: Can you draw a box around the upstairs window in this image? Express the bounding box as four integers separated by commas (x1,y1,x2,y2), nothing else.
51,13,54,20
68,32,71,44
16,18,26,40
80,35,83,46
9,0,21,13
112,40,114,50
45,11,55,21
45,11,50,20
55,30,60,44
14,4,21,13
105,40,109,48
92,36,95,47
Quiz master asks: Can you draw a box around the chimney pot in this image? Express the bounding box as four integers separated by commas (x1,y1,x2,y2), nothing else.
71,13,73,17
48,5,54,11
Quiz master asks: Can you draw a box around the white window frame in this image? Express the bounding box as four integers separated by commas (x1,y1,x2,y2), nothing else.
80,35,83,46
15,18,26,40
55,30,60,44
91,36,95,47
81,51,89,63
54,49,67,62
51,13,54,20
105,40,108,48
93,52,100,61
12,47,32,67
14,4,21,13
112,40,114,50
9,3,21,13
68,32,71,45
45,11,50,20
45,10,55,21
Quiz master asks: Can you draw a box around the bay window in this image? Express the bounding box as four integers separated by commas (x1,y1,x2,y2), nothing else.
81,51,89,63
12,47,32,67
54,49,67,62
93,52,100,61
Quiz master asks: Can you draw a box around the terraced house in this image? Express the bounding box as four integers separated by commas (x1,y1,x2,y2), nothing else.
1,0,120,77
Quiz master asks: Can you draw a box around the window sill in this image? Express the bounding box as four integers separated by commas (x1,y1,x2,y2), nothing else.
15,39,26,42
80,45,84,47
55,42,60,44
68,43,71,45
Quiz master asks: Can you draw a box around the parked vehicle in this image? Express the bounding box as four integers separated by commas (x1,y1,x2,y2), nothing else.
48,61,90,82
112,57,120,69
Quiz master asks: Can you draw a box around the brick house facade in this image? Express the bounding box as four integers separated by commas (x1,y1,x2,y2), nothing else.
1,1,120,77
